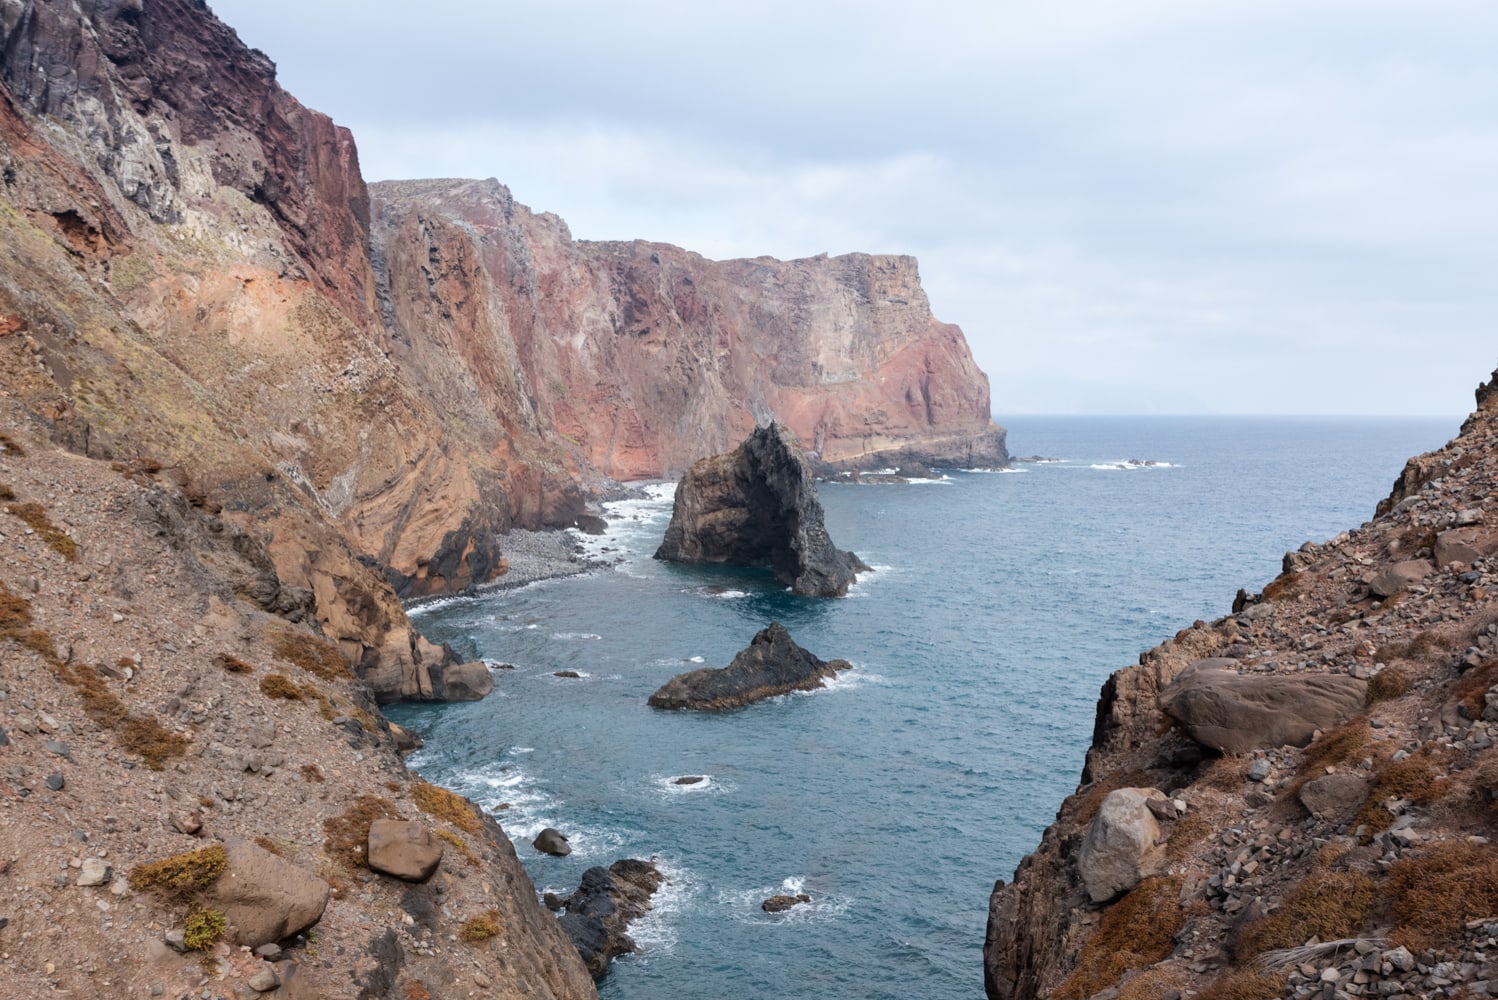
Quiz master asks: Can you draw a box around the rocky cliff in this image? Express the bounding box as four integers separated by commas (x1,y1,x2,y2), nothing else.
0,0,1005,699
984,374,1498,999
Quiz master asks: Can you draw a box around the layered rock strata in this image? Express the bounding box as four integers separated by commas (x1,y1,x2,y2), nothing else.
654,423,869,596
984,368,1498,1000
0,0,1004,704
647,622,853,710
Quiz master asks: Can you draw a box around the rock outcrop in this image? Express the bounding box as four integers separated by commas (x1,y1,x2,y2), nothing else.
648,623,853,710
983,368,1498,1000
1158,659,1367,754
556,859,666,978
655,423,869,596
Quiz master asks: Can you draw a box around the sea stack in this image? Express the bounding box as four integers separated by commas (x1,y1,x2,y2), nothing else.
647,623,852,710
654,423,868,596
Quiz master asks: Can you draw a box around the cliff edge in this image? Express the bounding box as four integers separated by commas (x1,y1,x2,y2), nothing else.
984,371,1498,999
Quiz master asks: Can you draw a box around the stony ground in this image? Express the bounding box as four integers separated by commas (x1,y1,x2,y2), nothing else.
987,373,1498,1000
0,401,596,1000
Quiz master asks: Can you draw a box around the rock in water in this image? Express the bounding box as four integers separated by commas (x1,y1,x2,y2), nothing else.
533,828,572,856
647,623,852,710
557,859,664,978
654,423,869,596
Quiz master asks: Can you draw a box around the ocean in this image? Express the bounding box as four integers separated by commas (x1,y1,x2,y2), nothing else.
389,415,1457,999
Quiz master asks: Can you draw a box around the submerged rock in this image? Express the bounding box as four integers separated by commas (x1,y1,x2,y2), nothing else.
761,893,811,913
557,858,665,978
647,623,852,710
654,423,869,596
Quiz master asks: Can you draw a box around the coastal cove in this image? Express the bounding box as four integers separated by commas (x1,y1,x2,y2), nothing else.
389,415,1455,1000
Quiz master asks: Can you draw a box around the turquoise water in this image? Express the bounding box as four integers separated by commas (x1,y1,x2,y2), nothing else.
390,415,1456,999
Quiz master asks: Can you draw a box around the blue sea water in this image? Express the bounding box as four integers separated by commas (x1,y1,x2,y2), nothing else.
389,415,1456,999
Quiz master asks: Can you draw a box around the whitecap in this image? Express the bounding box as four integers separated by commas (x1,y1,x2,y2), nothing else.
551,632,602,641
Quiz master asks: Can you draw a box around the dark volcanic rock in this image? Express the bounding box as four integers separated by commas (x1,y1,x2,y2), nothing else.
647,623,852,710
762,893,812,913
532,828,572,856
654,423,869,596
557,858,665,978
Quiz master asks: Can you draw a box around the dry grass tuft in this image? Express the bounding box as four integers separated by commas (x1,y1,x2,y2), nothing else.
0,434,26,457
402,984,432,1000
1379,630,1453,665
271,627,349,680
216,652,254,674
1116,966,1189,1000
434,828,477,866
128,844,228,901
1367,666,1413,704
1199,756,1250,791
1458,660,1498,722
1301,720,1370,774
1262,571,1304,602
253,836,286,858
1234,869,1379,959
1355,748,1451,836
1195,968,1289,1000
1167,809,1211,861
4,500,77,559
322,796,398,870
258,673,304,700
412,781,482,834
301,763,325,783
0,484,12,501
459,910,502,943
1056,876,1184,999
1389,840,1498,952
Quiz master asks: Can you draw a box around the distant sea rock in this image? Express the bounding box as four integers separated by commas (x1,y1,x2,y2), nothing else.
647,623,852,710
654,423,869,597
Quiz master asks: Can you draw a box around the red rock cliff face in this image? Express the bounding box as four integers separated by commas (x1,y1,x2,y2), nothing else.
371,178,1007,480
0,1,1004,632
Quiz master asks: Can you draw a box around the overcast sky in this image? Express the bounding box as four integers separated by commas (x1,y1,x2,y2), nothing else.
208,0,1497,416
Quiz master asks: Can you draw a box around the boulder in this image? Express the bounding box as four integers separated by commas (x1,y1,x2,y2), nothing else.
1435,527,1494,568
1298,772,1371,821
557,859,664,978
1077,787,1167,903
533,828,572,856
647,623,852,710
201,840,329,947
1159,659,1367,755
1368,559,1435,598
366,819,443,882
430,660,493,701
654,422,869,596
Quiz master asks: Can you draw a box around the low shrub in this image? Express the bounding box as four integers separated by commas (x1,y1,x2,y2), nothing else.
412,781,482,834
216,653,254,674
182,909,227,950
1389,840,1498,952
322,796,398,870
4,500,77,559
1234,869,1378,959
459,910,502,943
1354,748,1451,836
259,673,303,700
1195,969,1289,1000
128,844,228,901
271,628,348,680
1056,876,1184,999
1366,666,1412,704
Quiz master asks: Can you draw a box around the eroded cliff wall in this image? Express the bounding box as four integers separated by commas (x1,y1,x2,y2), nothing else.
984,376,1498,999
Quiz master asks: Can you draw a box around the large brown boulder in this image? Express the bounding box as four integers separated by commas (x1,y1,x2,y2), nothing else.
647,623,852,710
366,819,444,882
201,840,330,947
1368,558,1435,597
1077,787,1167,903
1159,659,1366,755
1298,772,1371,821
654,423,869,596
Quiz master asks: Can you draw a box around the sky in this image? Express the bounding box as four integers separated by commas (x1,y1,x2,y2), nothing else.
208,0,1498,416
